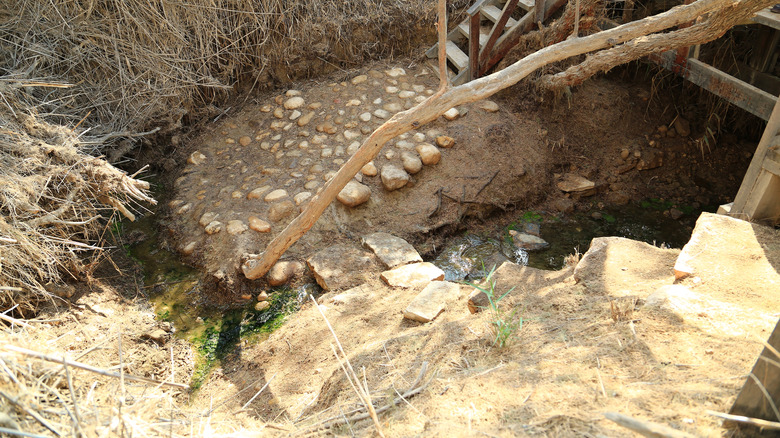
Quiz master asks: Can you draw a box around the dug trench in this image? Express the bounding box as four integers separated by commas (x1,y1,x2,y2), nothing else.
45,61,779,435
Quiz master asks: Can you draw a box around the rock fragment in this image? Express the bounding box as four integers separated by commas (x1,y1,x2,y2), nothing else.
268,201,296,222
404,281,463,323
307,244,377,291
509,230,549,251
284,96,305,110
401,151,423,174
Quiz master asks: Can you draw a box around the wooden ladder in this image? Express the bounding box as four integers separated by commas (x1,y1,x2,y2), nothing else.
425,0,549,85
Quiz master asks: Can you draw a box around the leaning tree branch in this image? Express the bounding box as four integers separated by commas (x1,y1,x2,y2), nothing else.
242,0,758,279
538,0,771,89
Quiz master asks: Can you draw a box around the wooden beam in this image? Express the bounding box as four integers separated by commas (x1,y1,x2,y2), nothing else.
652,51,777,121
470,12,481,80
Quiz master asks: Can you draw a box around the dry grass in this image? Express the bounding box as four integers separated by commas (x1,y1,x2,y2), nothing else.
0,83,155,313
0,0,436,135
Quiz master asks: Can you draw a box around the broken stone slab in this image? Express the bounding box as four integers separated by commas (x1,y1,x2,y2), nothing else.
307,244,378,291
509,230,549,251
574,236,679,295
644,284,697,319
557,173,595,193
380,262,444,288
362,232,423,268
404,281,464,323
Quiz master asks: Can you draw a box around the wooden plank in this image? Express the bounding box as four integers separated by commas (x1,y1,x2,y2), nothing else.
458,22,490,47
753,9,780,31
730,319,780,426
425,27,467,59
467,0,490,16
518,0,535,11
653,51,777,121
445,40,469,71
481,5,518,27
741,170,780,223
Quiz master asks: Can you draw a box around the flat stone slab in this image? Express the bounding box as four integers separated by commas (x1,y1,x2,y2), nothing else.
362,232,422,268
404,281,463,323
573,236,679,296
307,244,377,291
380,262,444,288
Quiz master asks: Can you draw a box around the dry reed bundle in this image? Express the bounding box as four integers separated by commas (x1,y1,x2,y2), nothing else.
0,82,155,313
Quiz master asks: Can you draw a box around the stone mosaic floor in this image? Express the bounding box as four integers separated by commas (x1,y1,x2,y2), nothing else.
167,63,502,285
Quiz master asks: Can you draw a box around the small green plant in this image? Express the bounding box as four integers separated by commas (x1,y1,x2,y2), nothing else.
464,265,523,348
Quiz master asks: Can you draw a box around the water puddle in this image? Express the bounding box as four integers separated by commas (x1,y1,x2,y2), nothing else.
433,201,699,279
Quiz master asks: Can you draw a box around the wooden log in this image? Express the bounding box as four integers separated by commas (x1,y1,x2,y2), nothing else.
241,0,756,279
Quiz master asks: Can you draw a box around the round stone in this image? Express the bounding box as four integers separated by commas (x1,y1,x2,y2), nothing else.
273,108,284,118
361,161,378,176
436,136,455,148
247,186,271,200
268,201,296,222
267,260,305,286
286,89,302,97
298,112,315,126
199,212,219,227
359,112,372,122
304,180,319,190
181,241,197,255
204,221,222,234
350,75,368,85
398,90,415,99
381,164,410,191
188,151,207,165
284,96,305,110
478,100,500,112
294,192,312,206
176,203,192,215
255,301,271,311
264,189,288,202
226,220,248,235
401,151,422,174
416,143,441,165
248,216,271,233
239,136,252,146
337,180,371,207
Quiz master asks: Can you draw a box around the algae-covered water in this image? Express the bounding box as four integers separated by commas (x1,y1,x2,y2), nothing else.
122,187,309,389
433,201,699,280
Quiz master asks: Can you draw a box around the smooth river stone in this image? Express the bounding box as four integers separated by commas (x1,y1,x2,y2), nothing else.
264,189,288,202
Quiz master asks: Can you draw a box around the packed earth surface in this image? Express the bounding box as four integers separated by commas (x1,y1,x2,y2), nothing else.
14,57,780,437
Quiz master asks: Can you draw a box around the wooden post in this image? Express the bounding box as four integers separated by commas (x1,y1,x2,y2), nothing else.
731,91,780,223
535,0,546,25
480,0,519,76
469,12,481,81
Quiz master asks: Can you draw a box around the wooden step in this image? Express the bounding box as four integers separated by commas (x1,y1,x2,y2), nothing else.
481,5,518,28
445,41,469,71
457,22,490,48
517,0,535,11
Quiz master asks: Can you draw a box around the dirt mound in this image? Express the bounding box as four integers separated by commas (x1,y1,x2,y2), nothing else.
191,217,779,436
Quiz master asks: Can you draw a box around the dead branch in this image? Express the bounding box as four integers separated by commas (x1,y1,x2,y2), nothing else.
242,0,755,280
2,345,189,389
604,412,697,438
538,0,772,90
